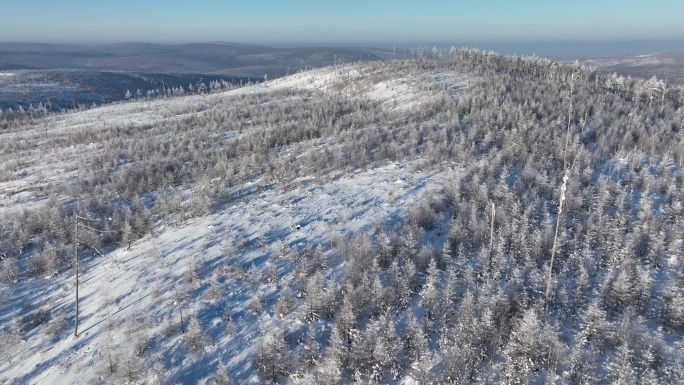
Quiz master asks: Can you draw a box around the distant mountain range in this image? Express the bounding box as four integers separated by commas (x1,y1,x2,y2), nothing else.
0,42,394,111
0,42,393,77
577,51,684,85
1,42,682,113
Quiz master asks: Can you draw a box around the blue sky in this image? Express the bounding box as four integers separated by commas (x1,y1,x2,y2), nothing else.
1,0,683,44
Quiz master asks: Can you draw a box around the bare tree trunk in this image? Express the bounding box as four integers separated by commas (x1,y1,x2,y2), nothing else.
489,203,495,272
546,74,574,310
74,217,79,337
175,286,185,333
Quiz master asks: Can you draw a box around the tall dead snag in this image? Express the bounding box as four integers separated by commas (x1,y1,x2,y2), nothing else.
545,72,575,309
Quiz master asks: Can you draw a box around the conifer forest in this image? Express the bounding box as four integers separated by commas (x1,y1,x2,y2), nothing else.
1,48,684,384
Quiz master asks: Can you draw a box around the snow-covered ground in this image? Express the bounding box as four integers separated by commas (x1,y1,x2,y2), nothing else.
0,62,470,216
0,62,467,384
268,64,470,112
4,52,684,384
2,161,450,384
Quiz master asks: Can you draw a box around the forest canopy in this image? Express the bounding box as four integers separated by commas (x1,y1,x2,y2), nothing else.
1,48,683,384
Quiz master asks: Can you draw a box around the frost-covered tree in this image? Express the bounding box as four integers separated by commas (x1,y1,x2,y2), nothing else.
389,259,414,309
0,257,18,283
402,315,429,364
256,331,288,383
502,308,563,382
0,321,22,363
186,317,205,353
318,327,345,384
212,362,233,385
303,271,324,321
420,257,441,331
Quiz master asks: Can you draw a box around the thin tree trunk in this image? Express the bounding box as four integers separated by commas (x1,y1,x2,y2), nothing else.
175,286,185,333
74,217,79,337
489,202,495,271
546,73,574,310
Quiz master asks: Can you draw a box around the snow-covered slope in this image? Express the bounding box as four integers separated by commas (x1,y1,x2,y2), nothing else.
6,163,445,384
0,63,470,215
3,53,684,384
0,62,468,384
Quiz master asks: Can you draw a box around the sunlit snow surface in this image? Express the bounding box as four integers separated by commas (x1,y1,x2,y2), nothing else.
4,163,446,384
0,62,469,384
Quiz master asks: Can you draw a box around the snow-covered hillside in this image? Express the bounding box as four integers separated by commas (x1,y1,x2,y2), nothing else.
7,162,446,385
1,61,469,384
2,51,684,384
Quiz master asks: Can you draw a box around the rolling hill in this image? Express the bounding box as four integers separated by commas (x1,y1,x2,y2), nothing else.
1,49,684,384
